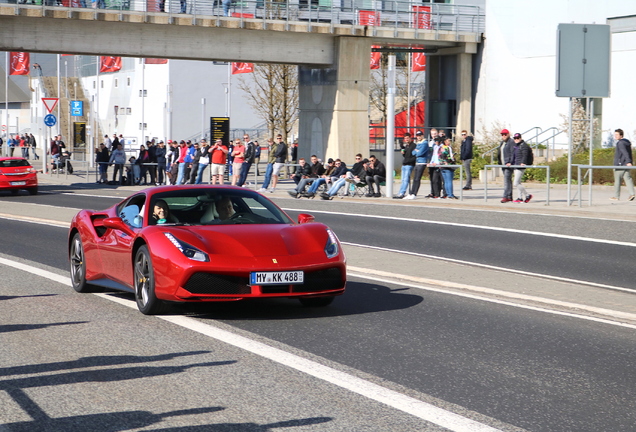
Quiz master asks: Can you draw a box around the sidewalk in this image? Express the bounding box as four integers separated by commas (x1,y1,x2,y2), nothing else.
35,165,636,222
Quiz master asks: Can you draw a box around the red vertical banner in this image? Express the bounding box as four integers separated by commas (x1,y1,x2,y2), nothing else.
145,58,168,64
9,52,30,76
231,63,254,74
412,6,431,29
370,45,381,70
358,10,381,26
100,56,122,73
412,52,426,72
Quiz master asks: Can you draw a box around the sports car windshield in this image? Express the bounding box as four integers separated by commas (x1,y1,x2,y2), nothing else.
145,188,294,226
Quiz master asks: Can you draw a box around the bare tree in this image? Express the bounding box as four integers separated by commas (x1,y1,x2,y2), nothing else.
559,98,601,153
369,54,412,122
237,64,298,141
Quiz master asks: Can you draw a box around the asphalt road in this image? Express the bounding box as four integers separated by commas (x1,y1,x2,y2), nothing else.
1,190,636,431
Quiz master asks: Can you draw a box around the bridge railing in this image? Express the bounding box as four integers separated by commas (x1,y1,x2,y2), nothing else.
1,0,484,35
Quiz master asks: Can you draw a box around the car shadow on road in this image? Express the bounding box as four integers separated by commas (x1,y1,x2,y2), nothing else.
176,281,423,320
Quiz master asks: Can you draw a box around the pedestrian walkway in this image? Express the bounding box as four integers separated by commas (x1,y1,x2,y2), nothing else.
31,158,636,222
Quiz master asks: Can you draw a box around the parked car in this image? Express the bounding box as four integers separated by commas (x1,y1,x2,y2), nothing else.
0,157,38,195
68,185,346,314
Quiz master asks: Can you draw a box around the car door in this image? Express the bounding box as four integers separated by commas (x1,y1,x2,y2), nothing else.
100,194,146,287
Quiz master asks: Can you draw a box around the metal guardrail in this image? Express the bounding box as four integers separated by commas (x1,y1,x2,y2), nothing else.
0,0,484,36
574,164,636,207
483,164,551,205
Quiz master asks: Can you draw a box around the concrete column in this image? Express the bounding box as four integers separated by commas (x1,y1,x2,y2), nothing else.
298,36,370,163
455,52,472,134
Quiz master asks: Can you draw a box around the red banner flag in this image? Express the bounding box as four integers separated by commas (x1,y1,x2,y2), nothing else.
231,12,254,18
61,54,74,57
231,63,254,74
370,45,381,70
412,52,426,72
413,6,432,29
145,58,168,64
9,52,30,76
100,56,122,73
358,10,381,26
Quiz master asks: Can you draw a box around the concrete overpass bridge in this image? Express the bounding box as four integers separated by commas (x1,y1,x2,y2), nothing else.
0,0,483,162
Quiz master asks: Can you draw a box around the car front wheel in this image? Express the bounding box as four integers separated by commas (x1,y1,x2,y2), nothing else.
134,245,167,315
70,233,92,293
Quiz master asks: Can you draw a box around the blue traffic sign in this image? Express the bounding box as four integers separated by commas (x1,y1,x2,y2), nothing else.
71,100,83,116
44,114,57,127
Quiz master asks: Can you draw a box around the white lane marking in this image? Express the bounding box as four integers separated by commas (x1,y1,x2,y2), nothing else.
0,213,70,228
282,201,636,223
0,256,503,432
283,208,636,248
348,268,636,328
343,242,636,294
60,192,122,200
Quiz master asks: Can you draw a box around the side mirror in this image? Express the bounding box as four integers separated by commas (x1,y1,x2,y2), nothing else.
297,213,315,224
103,217,136,236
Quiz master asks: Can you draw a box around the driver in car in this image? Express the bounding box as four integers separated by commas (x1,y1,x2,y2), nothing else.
152,200,171,225
216,196,235,220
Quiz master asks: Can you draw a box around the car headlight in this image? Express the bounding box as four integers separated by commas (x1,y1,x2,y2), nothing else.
164,233,209,262
324,229,339,259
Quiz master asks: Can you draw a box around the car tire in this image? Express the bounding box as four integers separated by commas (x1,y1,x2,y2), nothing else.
70,233,93,293
134,245,168,315
10,190,18,195
299,296,335,307
27,187,38,195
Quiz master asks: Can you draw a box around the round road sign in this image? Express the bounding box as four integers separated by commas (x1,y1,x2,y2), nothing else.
44,114,57,127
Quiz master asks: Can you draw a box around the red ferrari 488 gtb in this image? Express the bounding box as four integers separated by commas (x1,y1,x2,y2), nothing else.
68,185,346,314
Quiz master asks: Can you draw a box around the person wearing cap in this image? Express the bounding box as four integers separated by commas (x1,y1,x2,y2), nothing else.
195,139,210,184
610,128,635,201
394,133,417,199
511,133,533,203
209,139,229,185
460,130,474,190
497,129,515,203
405,130,429,199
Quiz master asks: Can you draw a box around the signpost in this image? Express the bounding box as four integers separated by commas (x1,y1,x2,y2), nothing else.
210,117,230,146
555,23,610,205
42,98,59,174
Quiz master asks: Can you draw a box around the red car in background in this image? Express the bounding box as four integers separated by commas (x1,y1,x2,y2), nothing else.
68,185,346,315
0,157,38,195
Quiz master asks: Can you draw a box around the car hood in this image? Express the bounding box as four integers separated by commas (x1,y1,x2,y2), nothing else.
167,223,328,257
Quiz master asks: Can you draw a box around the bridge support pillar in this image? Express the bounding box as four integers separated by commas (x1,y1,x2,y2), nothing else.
456,52,472,135
298,37,370,163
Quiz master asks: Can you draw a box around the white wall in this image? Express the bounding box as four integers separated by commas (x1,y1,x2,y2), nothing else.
475,0,636,142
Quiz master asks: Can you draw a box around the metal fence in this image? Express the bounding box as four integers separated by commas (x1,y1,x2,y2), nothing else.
574,164,636,207
1,0,484,35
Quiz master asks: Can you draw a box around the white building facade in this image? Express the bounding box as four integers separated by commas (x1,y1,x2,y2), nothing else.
474,0,636,145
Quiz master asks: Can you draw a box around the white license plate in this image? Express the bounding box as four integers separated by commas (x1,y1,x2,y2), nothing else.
250,271,304,285
10,181,26,186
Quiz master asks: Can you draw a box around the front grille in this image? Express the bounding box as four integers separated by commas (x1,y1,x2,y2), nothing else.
183,273,251,295
261,285,291,294
293,267,343,293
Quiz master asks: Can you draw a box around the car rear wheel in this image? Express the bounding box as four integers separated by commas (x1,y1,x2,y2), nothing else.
134,245,167,315
70,233,92,293
27,187,38,195
299,296,335,307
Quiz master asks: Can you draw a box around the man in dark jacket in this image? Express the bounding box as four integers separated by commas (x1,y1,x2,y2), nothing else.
155,141,167,185
288,155,324,198
511,133,532,203
365,155,386,197
460,130,474,190
394,133,417,199
497,129,515,203
611,128,635,201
